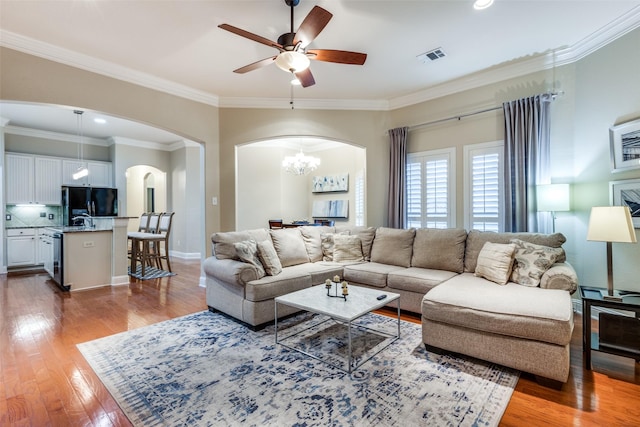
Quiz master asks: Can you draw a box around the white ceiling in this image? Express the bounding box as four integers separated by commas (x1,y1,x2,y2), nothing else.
1,0,640,142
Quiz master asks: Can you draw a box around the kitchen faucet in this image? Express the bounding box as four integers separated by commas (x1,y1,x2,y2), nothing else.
72,213,94,228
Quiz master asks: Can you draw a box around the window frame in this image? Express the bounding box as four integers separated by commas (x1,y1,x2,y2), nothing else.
406,147,456,229
463,140,504,232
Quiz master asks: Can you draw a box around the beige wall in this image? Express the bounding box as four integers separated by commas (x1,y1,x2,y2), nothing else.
219,108,390,231
5,133,111,161
0,47,220,257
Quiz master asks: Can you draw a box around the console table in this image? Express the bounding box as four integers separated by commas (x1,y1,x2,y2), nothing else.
580,286,640,370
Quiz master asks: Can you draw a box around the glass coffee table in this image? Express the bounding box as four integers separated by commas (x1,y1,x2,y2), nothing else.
274,285,400,373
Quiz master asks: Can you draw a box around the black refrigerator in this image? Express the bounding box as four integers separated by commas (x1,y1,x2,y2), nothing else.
61,186,118,225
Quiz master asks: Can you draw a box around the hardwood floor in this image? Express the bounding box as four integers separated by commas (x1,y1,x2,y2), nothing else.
1,259,638,426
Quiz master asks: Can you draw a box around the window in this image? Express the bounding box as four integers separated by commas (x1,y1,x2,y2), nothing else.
406,148,455,229
463,141,504,232
354,169,365,226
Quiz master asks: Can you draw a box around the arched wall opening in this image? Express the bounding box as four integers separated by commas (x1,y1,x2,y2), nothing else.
126,165,167,231
235,136,367,230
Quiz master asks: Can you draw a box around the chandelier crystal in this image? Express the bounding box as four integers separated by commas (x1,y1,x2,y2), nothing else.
282,151,320,175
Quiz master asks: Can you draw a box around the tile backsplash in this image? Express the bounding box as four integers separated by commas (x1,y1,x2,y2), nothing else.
5,205,62,227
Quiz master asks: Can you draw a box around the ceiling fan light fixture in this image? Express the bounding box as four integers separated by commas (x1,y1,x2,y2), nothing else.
275,51,310,73
291,77,301,86
473,0,494,10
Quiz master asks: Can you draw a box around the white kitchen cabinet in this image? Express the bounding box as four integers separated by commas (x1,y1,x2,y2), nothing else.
7,228,37,267
34,157,63,205
5,154,62,205
62,159,112,187
5,153,35,204
36,229,50,265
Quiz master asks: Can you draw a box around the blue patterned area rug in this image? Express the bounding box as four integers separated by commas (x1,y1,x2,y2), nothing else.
77,311,519,426
128,265,176,280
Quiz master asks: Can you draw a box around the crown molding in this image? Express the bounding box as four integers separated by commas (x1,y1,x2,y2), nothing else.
218,96,389,111
4,124,108,146
388,6,640,110
109,136,197,152
0,30,219,108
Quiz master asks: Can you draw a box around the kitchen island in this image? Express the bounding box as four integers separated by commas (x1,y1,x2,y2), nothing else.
45,217,130,292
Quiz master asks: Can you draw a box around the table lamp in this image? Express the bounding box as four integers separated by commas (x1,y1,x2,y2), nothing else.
537,184,571,232
586,206,637,301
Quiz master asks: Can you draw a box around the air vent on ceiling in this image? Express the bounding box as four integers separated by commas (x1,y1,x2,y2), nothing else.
417,48,446,64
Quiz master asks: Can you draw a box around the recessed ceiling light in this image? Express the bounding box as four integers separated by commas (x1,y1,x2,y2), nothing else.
473,0,494,10
94,118,107,124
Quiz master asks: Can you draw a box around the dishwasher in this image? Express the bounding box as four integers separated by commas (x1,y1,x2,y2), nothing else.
42,229,68,291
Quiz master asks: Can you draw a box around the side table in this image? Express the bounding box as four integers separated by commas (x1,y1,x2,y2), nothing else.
580,286,640,370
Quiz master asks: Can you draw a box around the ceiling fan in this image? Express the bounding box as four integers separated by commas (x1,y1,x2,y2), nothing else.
218,0,367,88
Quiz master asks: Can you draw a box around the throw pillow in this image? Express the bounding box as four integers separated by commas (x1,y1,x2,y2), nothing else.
333,234,364,263
370,227,416,267
234,240,266,278
257,240,282,276
321,232,349,261
474,242,516,285
270,229,310,267
510,239,564,287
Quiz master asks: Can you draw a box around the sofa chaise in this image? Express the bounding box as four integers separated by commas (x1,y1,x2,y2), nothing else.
203,225,577,383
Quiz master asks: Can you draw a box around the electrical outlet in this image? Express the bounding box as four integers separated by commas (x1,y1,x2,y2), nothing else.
83,241,94,248
5,214,11,221
48,214,54,220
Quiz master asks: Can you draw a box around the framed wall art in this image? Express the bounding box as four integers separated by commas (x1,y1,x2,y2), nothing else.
312,174,349,193
610,118,640,172
610,178,640,228
312,200,348,218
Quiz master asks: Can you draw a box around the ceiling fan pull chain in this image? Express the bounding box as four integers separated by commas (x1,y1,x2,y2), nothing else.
290,82,295,109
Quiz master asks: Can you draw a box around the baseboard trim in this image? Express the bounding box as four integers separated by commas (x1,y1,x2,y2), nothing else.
169,250,201,260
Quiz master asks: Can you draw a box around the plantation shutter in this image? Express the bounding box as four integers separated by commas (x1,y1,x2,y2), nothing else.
464,142,504,232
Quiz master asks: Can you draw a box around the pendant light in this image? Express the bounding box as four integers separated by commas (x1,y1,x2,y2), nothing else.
73,110,89,180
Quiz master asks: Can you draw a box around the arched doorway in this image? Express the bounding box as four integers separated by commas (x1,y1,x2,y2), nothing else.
235,136,366,230
126,165,167,230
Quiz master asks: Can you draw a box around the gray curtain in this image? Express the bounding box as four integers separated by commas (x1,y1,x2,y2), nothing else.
387,127,408,228
503,94,551,232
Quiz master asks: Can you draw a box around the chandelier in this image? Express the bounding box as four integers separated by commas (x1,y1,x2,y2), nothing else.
282,151,320,175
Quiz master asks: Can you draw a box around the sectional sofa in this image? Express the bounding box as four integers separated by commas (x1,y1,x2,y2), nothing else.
203,225,577,383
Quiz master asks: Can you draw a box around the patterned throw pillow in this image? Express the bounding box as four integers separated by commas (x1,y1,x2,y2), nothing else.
257,240,282,276
333,235,364,263
510,239,564,287
474,242,516,285
234,240,265,278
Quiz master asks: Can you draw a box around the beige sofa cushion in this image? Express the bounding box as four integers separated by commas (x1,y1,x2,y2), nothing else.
245,270,312,302
336,226,376,261
474,242,516,285
212,228,270,260
270,228,310,267
343,262,406,288
370,227,416,267
333,234,364,263
464,230,566,273
411,228,467,273
299,226,335,262
387,267,458,294
422,273,574,346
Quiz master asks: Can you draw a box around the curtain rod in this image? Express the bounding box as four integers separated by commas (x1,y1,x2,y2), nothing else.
407,91,562,132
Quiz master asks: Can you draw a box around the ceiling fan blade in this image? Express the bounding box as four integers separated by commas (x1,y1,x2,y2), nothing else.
294,68,315,88
293,6,332,47
218,23,283,50
233,56,277,74
306,49,367,65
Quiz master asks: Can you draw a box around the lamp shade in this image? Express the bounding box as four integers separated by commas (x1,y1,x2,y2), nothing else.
587,206,637,243
275,51,310,73
537,184,571,212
